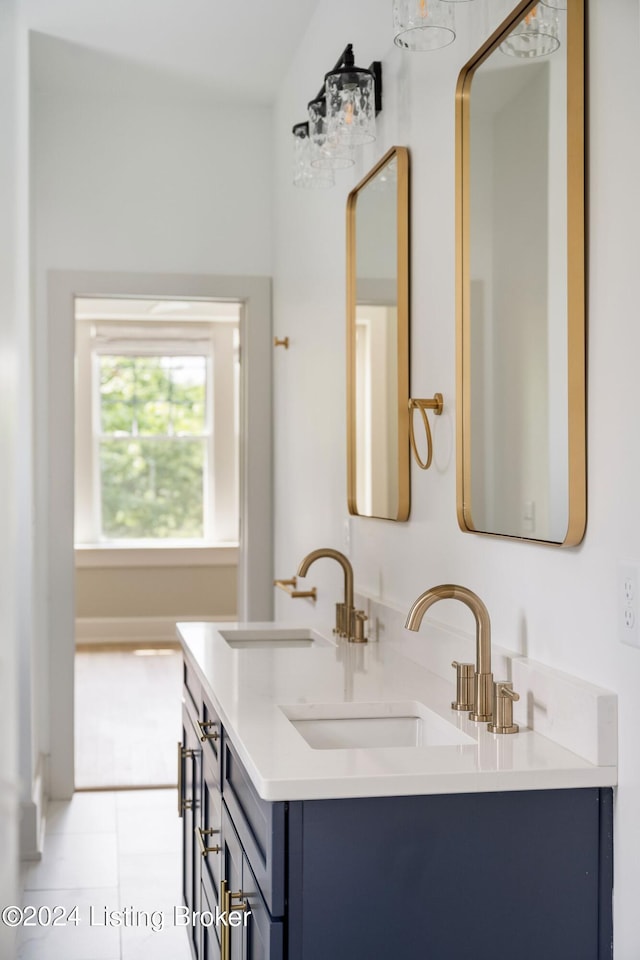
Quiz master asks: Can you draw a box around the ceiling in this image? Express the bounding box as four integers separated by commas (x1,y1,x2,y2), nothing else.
23,0,321,104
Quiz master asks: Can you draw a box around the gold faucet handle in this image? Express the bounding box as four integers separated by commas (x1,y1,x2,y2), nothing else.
451,661,474,712
488,681,520,735
351,610,368,644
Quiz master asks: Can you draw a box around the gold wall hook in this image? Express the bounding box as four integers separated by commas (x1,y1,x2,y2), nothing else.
408,394,444,470
274,336,290,349
273,576,317,600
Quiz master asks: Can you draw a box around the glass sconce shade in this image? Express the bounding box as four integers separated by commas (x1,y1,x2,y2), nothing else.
392,0,455,51
500,4,560,58
308,97,355,170
324,49,376,147
292,123,335,189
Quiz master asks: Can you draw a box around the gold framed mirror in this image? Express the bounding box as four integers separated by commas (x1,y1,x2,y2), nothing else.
456,0,585,545
347,146,410,521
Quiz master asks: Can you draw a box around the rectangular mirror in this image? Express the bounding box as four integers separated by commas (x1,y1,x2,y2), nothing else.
456,0,585,545
347,146,410,521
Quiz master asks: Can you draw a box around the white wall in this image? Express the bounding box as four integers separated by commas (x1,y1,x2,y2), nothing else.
31,35,273,279
0,0,29,939
30,33,274,800
272,2,640,957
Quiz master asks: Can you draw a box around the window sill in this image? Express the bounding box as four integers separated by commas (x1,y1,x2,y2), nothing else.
74,543,239,568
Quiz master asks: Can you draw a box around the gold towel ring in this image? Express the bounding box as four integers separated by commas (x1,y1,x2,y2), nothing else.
408,394,444,470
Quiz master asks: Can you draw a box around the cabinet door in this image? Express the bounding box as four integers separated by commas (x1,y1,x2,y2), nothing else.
288,790,612,960
221,803,283,960
221,736,285,917
200,874,222,960
201,693,222,786
242,867,283,960
200,752,223,958
181,701,202,959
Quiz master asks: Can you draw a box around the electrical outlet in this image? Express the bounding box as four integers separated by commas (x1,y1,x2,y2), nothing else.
619,563,640,649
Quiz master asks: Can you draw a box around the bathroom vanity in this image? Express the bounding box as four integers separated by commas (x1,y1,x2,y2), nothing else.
177,622,615,960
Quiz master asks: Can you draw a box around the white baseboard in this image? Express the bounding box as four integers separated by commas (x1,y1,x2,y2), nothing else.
75,615,237,646
20,754,46,862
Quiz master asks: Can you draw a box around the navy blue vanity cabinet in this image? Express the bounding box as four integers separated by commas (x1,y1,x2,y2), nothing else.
286,788,613,960
200,873,221,960
221,736,286,919
200,749,223,960
221,803,284,960
180,696,202,960
217,733,285,959
181,660,613,960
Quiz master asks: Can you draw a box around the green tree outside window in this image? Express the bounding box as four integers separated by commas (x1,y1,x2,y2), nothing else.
99,355,208,539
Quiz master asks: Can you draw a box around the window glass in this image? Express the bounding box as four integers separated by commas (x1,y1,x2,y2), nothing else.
100,438,205,539
99,355,208,539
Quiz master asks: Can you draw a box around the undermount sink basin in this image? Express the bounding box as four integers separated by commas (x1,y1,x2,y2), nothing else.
280,701,475,750
219,627,331,650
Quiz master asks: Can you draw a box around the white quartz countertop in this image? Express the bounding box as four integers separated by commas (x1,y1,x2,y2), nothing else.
177,620,617,802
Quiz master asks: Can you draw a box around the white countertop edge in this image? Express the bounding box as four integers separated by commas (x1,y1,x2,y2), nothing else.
254,767,618,802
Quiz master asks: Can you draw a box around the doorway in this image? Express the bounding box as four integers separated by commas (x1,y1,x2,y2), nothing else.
45,270,273,798
73,294,241,790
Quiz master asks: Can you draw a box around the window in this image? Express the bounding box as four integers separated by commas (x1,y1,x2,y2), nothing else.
75,298,240,547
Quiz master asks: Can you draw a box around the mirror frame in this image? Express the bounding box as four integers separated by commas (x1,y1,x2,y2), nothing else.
346,145,410,521
455,0,586,546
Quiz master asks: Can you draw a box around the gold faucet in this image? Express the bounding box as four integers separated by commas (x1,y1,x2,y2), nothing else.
297,548,367,642
405,584,494,722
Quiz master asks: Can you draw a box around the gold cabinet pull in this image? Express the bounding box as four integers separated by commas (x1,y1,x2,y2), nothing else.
195,825,221,858
220,880,229,960
229,890,249,911
177,742,194,818
274,336,289,349
220,883,250,959
197,720,220,743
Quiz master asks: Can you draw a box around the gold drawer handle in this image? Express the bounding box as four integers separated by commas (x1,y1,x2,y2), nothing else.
221,886,250,960
229,890,249,911
195,825,221,858
198,720,220,743
221,881,230,960
177,742,194,818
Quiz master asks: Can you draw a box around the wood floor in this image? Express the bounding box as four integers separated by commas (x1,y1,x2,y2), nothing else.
74,647,182,790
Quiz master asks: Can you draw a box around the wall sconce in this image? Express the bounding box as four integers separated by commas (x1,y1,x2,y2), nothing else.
393,0,476,52
308,96,355,171
292,121,335,189
292,43,382,189
324,45,381,147
500,4,560,58
393,0,456,50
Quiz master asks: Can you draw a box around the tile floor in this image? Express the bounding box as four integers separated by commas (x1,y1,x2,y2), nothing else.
18,789,191,960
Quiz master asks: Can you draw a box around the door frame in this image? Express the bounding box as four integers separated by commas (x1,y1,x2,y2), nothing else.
47,270,273,799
